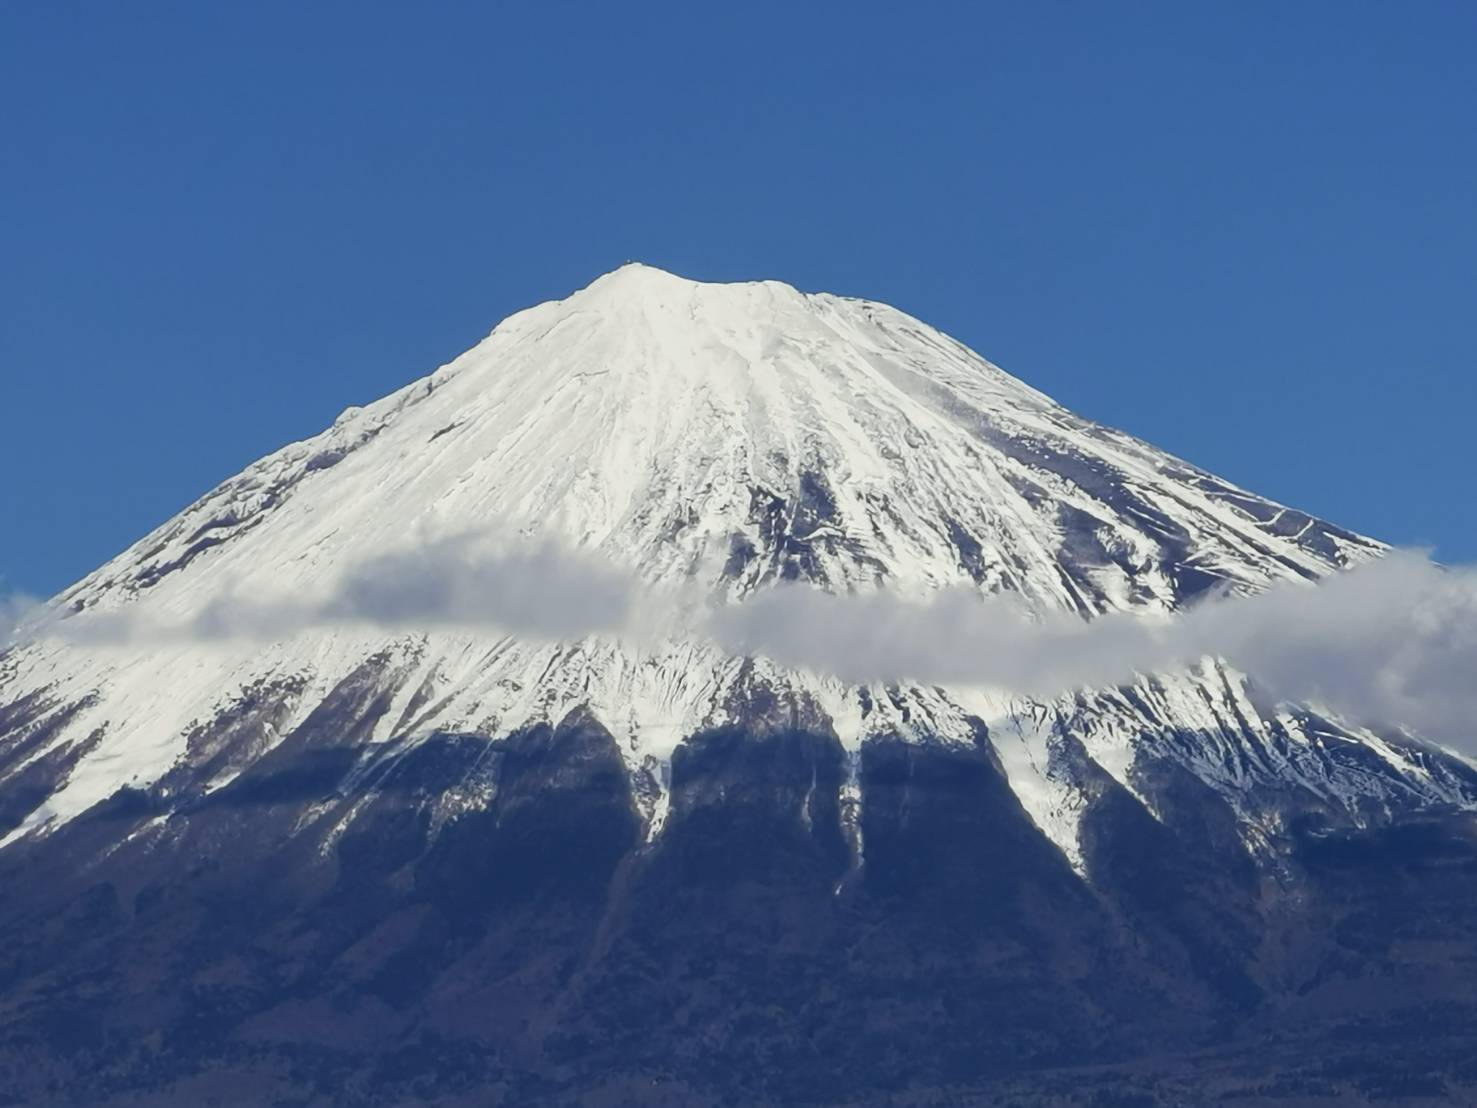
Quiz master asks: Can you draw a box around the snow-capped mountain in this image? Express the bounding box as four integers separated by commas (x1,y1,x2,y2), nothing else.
3,263,1465,859
3,265,1475,1106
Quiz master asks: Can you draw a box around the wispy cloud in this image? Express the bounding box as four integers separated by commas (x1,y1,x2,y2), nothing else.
711,549,1477,749
0,585,43,650
13,536,644,648
11,539,1477,752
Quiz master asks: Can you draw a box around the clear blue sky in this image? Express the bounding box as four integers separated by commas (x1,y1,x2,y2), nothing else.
3,1,1474,597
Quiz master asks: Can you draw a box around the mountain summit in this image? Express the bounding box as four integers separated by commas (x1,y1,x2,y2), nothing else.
2,268,1476,1105
1,265,1412,845
57,261,1377,615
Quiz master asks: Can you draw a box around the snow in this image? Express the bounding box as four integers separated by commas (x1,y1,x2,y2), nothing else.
0,262,1457,861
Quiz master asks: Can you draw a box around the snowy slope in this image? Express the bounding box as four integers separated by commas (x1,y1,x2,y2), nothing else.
0,264,1466,862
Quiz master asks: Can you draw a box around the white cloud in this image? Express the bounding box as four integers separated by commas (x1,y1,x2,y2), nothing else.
711,549,1477,749
15,540,1477,751
0,586,43,650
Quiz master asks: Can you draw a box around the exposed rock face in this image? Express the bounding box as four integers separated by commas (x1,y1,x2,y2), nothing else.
1,266,1474,1104
2,703,1475,1105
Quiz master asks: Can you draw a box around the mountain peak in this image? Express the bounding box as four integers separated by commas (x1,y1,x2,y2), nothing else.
585,259,695,291
53,266,1377,621
571,261,806,313
3,269,1384,843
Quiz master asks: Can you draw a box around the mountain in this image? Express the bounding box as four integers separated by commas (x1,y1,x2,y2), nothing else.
2,264,1475,1106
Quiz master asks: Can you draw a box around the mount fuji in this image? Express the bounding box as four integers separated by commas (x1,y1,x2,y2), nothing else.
3,265,1475,1106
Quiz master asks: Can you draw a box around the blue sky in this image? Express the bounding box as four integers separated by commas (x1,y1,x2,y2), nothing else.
3,1,1474,597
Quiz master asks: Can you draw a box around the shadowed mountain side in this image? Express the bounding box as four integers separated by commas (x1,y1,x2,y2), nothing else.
3,690,1477,1105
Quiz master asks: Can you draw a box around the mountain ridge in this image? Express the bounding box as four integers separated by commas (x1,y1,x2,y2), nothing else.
3,266,1476,1105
